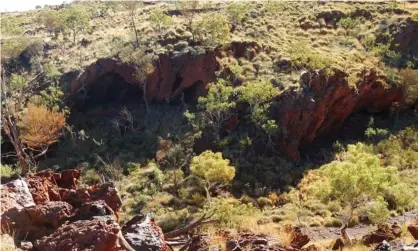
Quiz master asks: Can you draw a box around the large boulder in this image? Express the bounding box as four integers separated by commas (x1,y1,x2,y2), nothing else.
0,178,35,213
1,169,127,251
363,223,403,246
122,214,167,251
35,216,121,251
1,201,73,240
408,219,418,240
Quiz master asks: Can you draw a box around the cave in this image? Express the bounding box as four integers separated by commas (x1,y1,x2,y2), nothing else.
183,80,203,105
82,73,143,109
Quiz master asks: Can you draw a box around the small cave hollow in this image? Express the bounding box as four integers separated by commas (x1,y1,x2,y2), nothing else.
81,72,143,110
183,80,203,105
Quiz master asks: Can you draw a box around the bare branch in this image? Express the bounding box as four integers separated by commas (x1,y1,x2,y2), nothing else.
164,213,216,239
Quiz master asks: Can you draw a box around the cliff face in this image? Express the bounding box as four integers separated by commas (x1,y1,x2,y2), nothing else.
272,68,402,160
69,49,219,106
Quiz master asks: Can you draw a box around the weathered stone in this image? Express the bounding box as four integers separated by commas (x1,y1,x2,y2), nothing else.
35,216,120,251
363,223,403,246
122,214,167,251
408,219,418,240
0,178,35,213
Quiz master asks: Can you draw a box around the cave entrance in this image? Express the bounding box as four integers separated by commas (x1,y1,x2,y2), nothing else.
183,80,203,105
82,72,143,110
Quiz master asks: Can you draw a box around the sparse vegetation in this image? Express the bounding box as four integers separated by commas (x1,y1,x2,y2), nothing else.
2,1,418,249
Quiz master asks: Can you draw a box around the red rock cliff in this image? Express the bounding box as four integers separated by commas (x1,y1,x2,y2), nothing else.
272,68,402,160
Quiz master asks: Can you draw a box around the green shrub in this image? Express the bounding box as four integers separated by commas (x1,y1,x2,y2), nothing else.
0,164,19,178
226,3,249,25
412,12,418,21
174,41,188,51
324,217,343,227
80,169,102,185
337,17,360,31
201,197,260,228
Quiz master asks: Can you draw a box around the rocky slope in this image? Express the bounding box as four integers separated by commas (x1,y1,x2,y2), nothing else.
272,68,402,160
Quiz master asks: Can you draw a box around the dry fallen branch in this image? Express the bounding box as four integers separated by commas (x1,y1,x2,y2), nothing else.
164,212,217,239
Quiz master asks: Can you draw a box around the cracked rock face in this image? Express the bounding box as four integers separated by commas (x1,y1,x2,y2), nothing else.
122,215,167,251
0,178,35,212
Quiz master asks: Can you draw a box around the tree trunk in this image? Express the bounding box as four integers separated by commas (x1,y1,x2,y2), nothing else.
131,11,140,48
204,182,211,204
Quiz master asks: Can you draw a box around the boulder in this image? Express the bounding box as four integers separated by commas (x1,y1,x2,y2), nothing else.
363,223,403,246
408,220,418,240
226,232,286,251
122,214,167,251
35,216,120,251
290,226,310,249
331,238,344,250
0,178,35,213
1,201,73,240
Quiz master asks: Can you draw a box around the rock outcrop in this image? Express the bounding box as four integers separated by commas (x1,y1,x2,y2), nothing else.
122,215,167,251
390,18,418,60
408,219,418,240
362,223,403,246
0,169,167,251
272,68,402,160
69,49,219,106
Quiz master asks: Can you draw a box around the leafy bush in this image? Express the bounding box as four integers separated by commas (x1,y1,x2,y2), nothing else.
19,103,66,151
226,3,249,25
149,9,172,32
195,13,230,46
0,164,19,178
337,17,360,31
190,150,235,201
289,41,334,73
305,143,414,226
201,197,260,228
413,12,418,21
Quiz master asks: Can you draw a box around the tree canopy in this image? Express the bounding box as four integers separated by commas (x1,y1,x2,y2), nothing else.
190,150,235,201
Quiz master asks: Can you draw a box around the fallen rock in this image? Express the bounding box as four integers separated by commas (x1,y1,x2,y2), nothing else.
1,201,73,240
122,214,167,251
363,223,403,246
226,232,285,251
408,219,418,240
0,178,35,213
35,216,120,251
331,238,344,250
290,226,310,249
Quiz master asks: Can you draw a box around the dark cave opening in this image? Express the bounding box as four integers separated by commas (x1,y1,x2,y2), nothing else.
183,80,203,105
82,73,143,110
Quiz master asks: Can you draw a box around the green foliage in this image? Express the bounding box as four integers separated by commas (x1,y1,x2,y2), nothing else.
289,41,334,73
62,5,91,44
198,80,234,113
236,79,279,134
362,200,390,224
149,9,172,32
377,127,418,170
412,12,418,21
1,38,35,61
37,8,61,33
190,150,235,201
337,17,360,31
399,68,418,106
365,127,389,143
201,197,260,228
0,164,19,178
226,3,249,24
195,13,230,46
1,16,24,36
362,34,376,52
306,143,413,222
